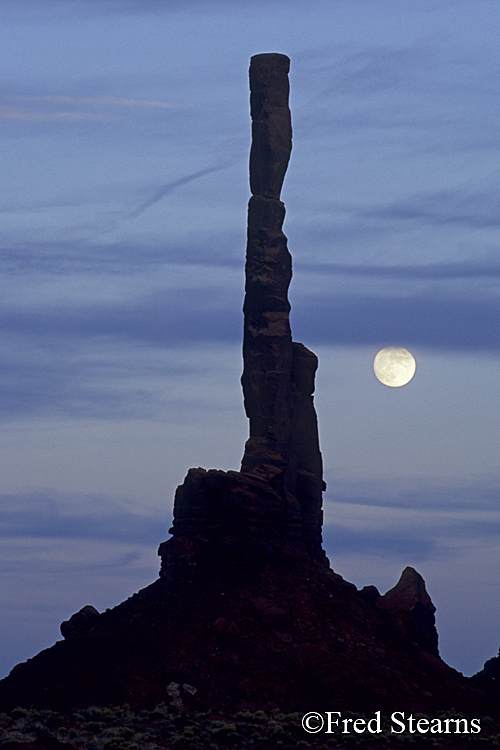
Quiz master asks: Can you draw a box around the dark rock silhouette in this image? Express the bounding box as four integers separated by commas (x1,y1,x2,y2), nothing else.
0,561,484,714
472,649,500,695
242,54,323,554
60,605,100,640
376,566,439,657
159,53,323,577
0,53,492,718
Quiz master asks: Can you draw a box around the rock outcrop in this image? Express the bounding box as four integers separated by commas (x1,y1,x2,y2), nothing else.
375,566,439,657
0,562,485,714
60,605,100,640
0,53,493,720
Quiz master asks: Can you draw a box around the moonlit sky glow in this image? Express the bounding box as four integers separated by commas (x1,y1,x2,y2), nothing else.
1,0,500,679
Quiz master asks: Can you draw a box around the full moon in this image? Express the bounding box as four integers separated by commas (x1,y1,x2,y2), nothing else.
373,346,416,387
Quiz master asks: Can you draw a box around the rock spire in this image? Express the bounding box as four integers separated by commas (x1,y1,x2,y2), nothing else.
241,53,324,550
158,53,325,575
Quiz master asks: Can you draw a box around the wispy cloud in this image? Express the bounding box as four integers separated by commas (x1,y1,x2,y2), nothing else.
0,286,242,344
0,489,166,544
126,128,247,218
9,94,183,109
1,0,236,22
3,475,499,561
0,105,111,123
326,474,500,513
323,526,435,561
322,473,500,563
294,292,500,351
362,178,500,230
128,163,232,218
0,93,185,123
293,31,500,165
298,257,500,281
0,247,497,394
0,237,242,275
0,287,244,422
296,35,443,106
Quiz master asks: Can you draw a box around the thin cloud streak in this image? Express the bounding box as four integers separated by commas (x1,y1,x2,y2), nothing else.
291,34,500,169
0,286,498,353
3,476,500,552
7,94,184,109
323,527,435,562
3,235,498,281
295,293,500,351
4,477,500,565
0,93,185,123
325,474,500,513
0,106,112,123
297,258,500,280
0,238,243,275
0,490,166,545
363,183,500,229
126,129,247,219
321,474,500,563
128,163,233,219
295,35,443,107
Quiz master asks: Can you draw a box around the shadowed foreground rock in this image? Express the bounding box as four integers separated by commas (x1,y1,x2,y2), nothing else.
0,54,493,719
375,567,439,657
0,560,485,714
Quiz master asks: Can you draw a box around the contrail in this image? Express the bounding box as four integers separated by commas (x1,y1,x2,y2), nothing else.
127,162,229,219
126,130,248,220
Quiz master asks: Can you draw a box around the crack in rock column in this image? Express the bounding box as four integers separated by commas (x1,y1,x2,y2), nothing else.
241,53,325,552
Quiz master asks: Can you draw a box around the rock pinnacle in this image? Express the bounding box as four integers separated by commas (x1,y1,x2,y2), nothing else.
241,53,324,552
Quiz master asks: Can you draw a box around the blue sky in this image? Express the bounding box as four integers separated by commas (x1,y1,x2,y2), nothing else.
1,0,500,679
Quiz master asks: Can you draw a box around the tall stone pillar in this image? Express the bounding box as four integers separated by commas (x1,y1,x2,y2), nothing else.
241,53,324,549
241,53,294,483
159,54,325,578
